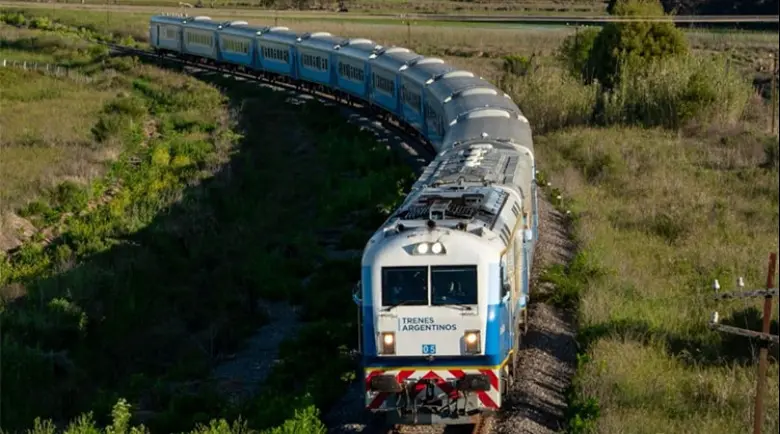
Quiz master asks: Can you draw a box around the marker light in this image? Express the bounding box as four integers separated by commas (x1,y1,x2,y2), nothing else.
381,332,396,355
416,243,430,254
431,242,443,254
464,330,481,354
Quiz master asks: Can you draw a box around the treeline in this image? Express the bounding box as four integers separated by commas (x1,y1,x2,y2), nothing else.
609,0,779,15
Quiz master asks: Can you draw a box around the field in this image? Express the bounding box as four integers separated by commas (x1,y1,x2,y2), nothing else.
1,0,611,16
1,3,779,434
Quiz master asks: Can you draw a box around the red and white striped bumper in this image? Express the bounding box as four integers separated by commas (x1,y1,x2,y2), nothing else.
364,368,501,413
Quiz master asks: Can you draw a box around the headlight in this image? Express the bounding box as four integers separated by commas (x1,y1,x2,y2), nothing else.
464,330,481,354
412,242,446,255
381,332,395,355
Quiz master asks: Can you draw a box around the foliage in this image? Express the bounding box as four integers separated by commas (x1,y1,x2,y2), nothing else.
557,27,601,82
589,0,689,88
502,54,535,76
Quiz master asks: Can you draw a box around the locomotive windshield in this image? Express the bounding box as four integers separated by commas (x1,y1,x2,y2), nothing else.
431,265,478,305
381,266,428,306
380,265,478,307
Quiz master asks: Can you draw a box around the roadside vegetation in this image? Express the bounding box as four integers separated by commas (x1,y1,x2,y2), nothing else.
501,1,779,433
0,14,413,434
1,0,778,432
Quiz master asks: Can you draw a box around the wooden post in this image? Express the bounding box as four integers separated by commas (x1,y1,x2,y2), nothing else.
771,52,777,136
753,252,777,434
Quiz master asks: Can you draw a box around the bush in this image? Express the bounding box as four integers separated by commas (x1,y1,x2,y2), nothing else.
600,55,754,128
502,54,535,76
557,27,601,81
501,67,599,133
588,0,689,88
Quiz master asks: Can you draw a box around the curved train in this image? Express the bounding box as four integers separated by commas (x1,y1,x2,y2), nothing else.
149,13,538,425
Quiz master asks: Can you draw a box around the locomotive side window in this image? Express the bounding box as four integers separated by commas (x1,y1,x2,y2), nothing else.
431,265,478,305
381,266,428,307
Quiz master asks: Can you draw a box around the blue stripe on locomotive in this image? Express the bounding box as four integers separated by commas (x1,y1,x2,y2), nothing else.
360,266,378,357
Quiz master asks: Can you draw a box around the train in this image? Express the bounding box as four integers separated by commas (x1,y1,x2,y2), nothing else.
149,13,538,425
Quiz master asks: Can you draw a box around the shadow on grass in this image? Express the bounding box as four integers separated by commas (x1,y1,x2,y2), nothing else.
579,307,779,368
1,52,409,432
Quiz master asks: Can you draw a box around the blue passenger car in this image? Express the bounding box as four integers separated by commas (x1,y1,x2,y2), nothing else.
181,16,221,60
368,47,422,117
398,57,454,136
149,15,185,53
256,27,299,79
218,21,265,68
333,38,377,98
295,32,345,88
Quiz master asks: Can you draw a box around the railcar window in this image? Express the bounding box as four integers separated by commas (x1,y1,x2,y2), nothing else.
302,53,328,72
401,85,421,112
431,266,478,305
164,27,177,39
372,73,395,96
339,62,364,82
424,102,443,135
381,266,428,307
261,46,290,64
186,32,214,47
224,39,250,54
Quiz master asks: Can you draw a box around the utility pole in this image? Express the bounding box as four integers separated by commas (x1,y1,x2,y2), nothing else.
709,252,778,434
771,51,777,136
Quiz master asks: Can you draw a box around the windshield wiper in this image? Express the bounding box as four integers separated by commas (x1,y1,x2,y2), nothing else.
436,304,473,311
381,300,417,312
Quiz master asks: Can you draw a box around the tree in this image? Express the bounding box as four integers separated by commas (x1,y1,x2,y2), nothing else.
589,0,689,88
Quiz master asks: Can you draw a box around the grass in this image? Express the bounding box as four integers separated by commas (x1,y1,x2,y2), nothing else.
537,126,779,434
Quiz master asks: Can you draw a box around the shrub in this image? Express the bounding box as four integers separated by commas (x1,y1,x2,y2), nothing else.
600,55,754,128
588,0,689,88
502,54,535,77
557,27,601,81
501,67,599,133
